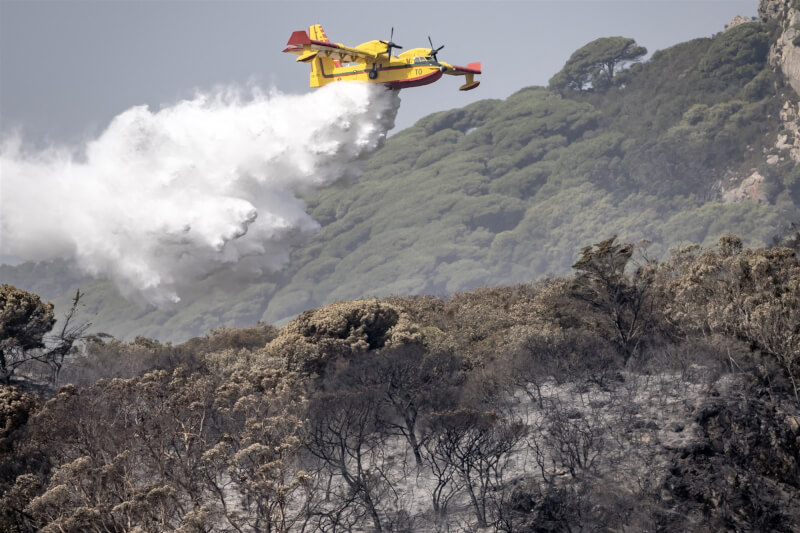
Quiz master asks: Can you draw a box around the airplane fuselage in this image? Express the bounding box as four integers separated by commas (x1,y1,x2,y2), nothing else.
312,51,444,89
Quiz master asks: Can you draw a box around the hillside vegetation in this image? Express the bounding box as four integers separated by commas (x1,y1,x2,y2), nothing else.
269,22,796,321
2,20,799,341
2,233,799,531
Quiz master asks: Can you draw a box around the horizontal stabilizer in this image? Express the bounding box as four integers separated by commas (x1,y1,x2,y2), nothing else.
287,30,311,46
452,62,482,74
297,51,318,62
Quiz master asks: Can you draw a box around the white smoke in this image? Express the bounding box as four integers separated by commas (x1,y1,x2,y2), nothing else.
0,83,400,306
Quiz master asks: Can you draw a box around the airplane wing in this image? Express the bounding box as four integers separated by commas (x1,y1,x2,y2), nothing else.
282,30,377,63
441,62,482,91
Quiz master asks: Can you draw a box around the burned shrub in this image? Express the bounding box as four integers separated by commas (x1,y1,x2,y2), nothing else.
266,300,421,374
660,397,800,532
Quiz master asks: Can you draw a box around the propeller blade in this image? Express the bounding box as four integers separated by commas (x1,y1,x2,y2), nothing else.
383,28,403,55
428,36,444,61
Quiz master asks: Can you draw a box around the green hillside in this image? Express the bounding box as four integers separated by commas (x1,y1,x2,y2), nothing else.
264,22,798,319
2,20,798,341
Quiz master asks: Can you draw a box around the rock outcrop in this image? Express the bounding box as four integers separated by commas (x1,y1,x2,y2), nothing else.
761,0,800,172
721,1,800,204
726,15,753,32
779,99,800,162
760,0,800,95
723,170,768,203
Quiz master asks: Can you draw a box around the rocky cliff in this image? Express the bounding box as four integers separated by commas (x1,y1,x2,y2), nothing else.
761,0,800,94
761,0,800,164
721,1,800,203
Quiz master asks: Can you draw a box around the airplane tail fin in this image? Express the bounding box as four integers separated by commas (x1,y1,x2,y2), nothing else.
307,24,329,43
307,24,339,87
308,24,342,68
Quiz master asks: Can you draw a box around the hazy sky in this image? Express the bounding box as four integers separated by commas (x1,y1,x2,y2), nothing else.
1,0,758,146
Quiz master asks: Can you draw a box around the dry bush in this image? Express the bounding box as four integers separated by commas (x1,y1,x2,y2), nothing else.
656,235,800,402
0,285,56,384
390,285,541,369
567,237,661,364
57,323,277,386
659,396,800,532
0,386,41,532
327,344,463,466
384,295,447,330
59,335,204,385
202,347,276,378
303,387,397,533
438,285,540,366
543,399,607,480
180,322,279,355
265,299,422,374
13,364,311,532
0,386,37,450
495,482,594,533
422,409,526,528
497,323,622,412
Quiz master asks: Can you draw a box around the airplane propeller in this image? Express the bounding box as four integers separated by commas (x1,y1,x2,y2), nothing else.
428,36,445,62
380,27,403,56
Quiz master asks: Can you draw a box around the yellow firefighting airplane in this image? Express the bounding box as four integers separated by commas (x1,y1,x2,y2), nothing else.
283,24,481,91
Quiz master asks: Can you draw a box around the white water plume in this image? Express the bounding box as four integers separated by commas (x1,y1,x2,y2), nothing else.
0,83,400,306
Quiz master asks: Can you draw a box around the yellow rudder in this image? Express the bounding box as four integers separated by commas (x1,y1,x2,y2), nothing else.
308,24,337,87
308,24,329,42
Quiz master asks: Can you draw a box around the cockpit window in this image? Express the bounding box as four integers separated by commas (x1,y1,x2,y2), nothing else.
414,57,425,64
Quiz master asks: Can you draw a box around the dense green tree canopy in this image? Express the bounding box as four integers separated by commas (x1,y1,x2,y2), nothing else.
549,36,647,91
